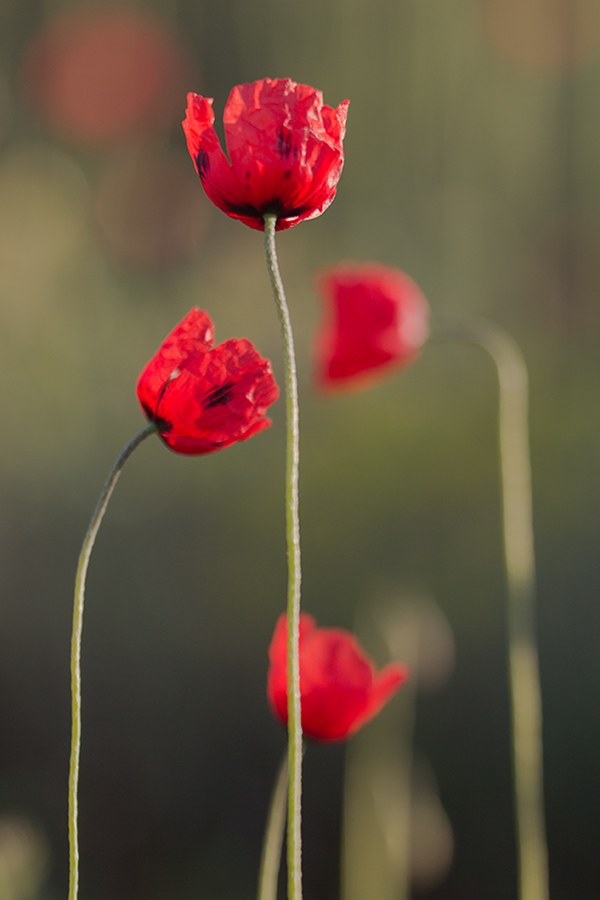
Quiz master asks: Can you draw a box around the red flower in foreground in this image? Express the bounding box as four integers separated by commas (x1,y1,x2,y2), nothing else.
137,308,279,454
267,613,409,742
314,262,430,392
183,78,349,231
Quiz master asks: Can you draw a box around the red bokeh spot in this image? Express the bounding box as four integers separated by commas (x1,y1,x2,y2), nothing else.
484,0,600,72
23,8,194,145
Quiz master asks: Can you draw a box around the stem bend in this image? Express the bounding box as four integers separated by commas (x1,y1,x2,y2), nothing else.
68,422,156,900
431,317,548,900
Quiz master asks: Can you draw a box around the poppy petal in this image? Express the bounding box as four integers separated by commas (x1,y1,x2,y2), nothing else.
267,612,408,742
183,78,348,231
137,309,279,455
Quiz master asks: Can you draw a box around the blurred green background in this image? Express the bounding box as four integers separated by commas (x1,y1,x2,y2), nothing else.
0,0,599,898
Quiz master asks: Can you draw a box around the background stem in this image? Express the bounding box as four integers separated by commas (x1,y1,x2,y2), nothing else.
68,422,156,900
257,751,289,900
263,213,303,900
431,317,548,900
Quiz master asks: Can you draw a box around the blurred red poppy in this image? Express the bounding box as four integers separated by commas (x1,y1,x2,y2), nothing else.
267,613,409,742
183,78,349,231
23,8,192,145
314,262,430,392
137,308,279,454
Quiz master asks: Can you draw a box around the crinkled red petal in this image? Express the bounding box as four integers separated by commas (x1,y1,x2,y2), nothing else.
136,308,214,418
183,78,348,231
136,311,279,455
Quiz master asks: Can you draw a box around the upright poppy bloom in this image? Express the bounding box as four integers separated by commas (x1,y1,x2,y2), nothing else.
137,308,279,454
267,612,409,742
315,262,430,392
183,78,349,231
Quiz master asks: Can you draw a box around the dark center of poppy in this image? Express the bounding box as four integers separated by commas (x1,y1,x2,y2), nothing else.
141,401,172,433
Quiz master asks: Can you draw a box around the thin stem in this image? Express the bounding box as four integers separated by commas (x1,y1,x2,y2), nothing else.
68,422,157,900
257,751,289,900
263,213,303,900
430,317,548,900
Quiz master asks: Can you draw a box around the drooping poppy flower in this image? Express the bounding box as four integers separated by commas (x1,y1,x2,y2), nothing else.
314,262,430,392
267,612,409,742
182,78,349,231
136,308,279,454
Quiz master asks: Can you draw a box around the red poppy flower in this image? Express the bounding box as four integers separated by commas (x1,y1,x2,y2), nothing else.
136,308,279,454
182,78,349,231
267,613,409,742
314,262,430,392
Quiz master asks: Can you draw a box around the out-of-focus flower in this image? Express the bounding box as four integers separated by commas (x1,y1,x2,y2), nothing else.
267,613,409,742
484,0,600,72
0,816,49,900
314,262,430,392
23,8,192,146
137,308,279,454
183,78,349,231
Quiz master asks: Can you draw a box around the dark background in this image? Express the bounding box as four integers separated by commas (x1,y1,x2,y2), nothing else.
0,0,598,898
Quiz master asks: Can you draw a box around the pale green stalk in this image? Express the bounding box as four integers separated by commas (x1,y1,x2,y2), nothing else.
257,751,289,900
68,422,156,900
263,213,303,900
431,318,548,900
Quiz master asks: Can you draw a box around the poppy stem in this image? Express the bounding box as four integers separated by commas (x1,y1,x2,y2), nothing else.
257,750,289,900
430,317,548,900
263,213,303,900
68,421,157,900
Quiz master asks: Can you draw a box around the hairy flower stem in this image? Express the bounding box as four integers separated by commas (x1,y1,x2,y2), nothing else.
431,318,548,900
257,751,289,900
68,422,157,900
263,213,303,900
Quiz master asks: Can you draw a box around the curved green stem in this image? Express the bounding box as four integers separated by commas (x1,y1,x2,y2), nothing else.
68,422,157,900
257,751,289,900
430,317,548,900
263,213,303,900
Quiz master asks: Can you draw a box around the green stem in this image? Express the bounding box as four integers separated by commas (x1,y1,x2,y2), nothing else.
68,422,157,900
430,317,548,900
257,751,289,900
263,213,303,900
